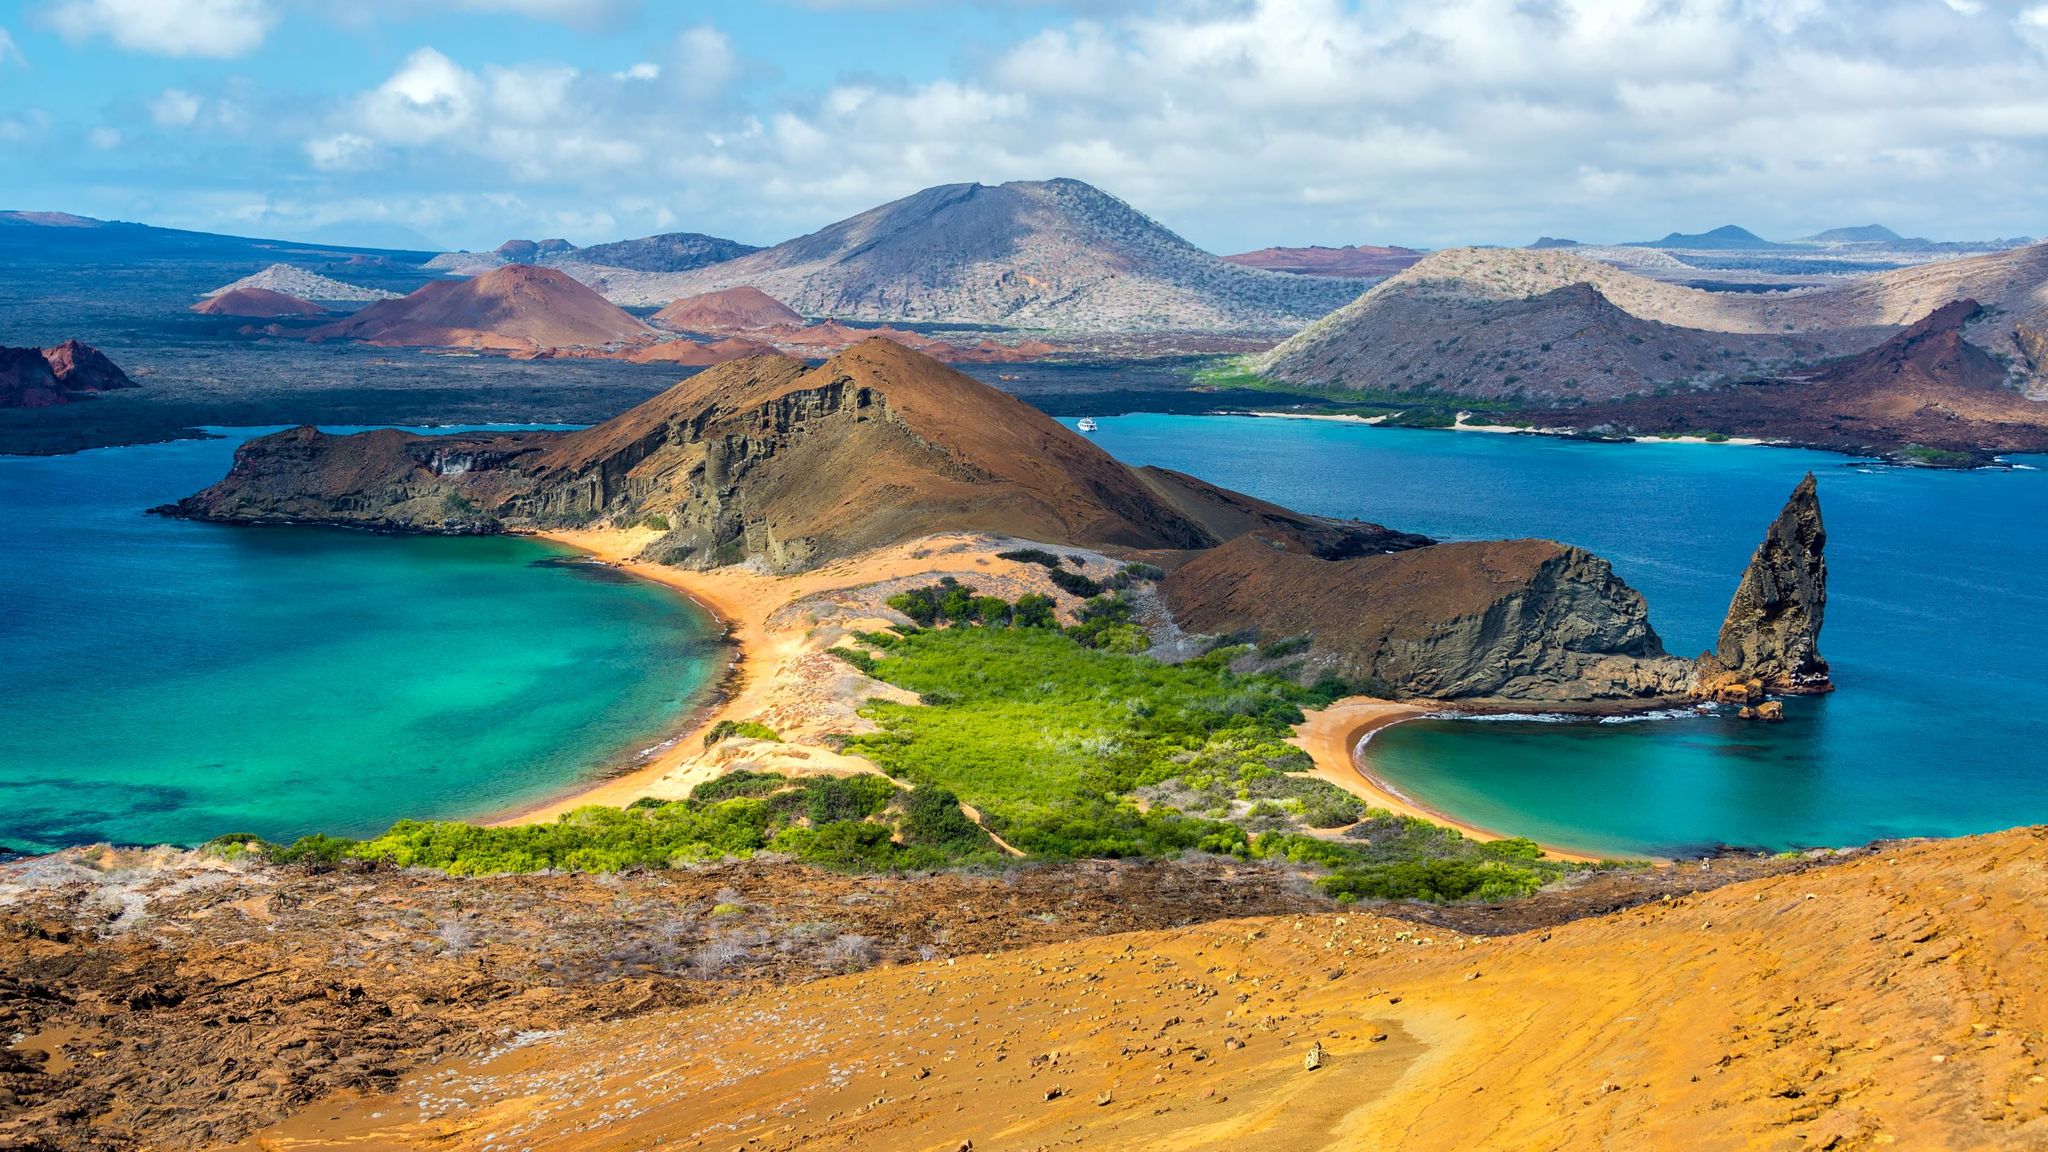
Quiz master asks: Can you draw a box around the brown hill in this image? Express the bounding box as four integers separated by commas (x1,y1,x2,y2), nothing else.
1,341,135,408
1161,476,1826,705
1514,300,2048,461
651,286,804,333
614,179,1365,333
238,825,2048,1152
1164,531,1694,704
622,335,780,366
165,340,1271,566
191,286,327,318
1222,243,1424,277
162,339,1809,704
1253,243,2048,409
304,264,652,351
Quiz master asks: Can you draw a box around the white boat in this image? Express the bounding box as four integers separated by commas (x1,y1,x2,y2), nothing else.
1076,417,1099,433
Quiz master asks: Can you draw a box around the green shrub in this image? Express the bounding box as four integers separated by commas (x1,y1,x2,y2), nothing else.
1011,593,1057,629
828,646,880,675
996,548,1062,569
704,719,780,747
1047,568,1104,598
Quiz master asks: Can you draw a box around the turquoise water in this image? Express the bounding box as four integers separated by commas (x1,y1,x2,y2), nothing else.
1073,415,2048,856
0,430,722,855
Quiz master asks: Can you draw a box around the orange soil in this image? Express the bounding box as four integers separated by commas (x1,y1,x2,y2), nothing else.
240,825,2048,1151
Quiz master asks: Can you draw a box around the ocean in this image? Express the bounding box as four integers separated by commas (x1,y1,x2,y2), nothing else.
0,428,723,855
1074,414,2048,857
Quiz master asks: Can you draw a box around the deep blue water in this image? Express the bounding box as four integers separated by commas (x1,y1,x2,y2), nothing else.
1072,414,2048,856
0,429,722,855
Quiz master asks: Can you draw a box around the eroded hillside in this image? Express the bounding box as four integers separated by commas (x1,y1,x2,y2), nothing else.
223,826,2048,1152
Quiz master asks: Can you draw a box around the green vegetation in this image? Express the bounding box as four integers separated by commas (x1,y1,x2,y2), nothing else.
840,619,1587,900
704,719,779,747
1189,357,1519,419
237,585,1591,904
1897,444,1976,467
249,769,1003,876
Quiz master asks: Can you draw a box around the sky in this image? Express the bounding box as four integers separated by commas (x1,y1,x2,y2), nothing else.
2,0,2046,253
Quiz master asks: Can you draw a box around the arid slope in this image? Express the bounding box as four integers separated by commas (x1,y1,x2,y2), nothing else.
587,179,1366,333
1256,243,2048,402
241,826,2048,1152
304,264,652,351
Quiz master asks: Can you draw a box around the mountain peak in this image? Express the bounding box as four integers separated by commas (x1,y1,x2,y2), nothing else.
1804,224,1906,244
596,178,1365,332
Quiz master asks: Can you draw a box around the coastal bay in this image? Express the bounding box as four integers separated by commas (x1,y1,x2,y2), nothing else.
0,429,724,855
1074,413,2048,856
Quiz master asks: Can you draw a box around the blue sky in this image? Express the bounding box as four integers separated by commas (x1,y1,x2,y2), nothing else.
3,0,2047,253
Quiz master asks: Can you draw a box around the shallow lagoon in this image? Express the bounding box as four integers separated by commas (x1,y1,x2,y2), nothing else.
0,429,722,854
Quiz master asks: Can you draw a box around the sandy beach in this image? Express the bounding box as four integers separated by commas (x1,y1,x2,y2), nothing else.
493,529,1105,825
1290,698,1607,863
495,530,1615,863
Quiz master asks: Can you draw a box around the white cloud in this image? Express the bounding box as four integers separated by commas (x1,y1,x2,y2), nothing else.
0,26,22,66
150,89,204,127
185,0,2048,250
88,126,122,150
44,0,275,58
672,24,737,102
357,47,482,145
305,132,377,171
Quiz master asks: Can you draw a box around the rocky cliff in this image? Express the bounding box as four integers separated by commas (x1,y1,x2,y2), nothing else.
165,340,1416,570
1164,474,1834,706
166,338,1824,708
1163,532,1696,704
0,340,135,408
1698,473,1832,696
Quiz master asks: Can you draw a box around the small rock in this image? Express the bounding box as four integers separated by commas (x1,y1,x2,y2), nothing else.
1095,1090,1113,1107
1304,1042,1324,1071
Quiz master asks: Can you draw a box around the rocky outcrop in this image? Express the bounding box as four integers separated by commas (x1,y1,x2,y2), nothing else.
1161,474,1833,706
1162,532,1697,705
2017,320,2048,391
1698,473,1831,697
1,341,135,408
162,340,1244,569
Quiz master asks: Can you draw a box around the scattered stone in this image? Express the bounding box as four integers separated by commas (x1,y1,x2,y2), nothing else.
1304,1042,1325,1071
